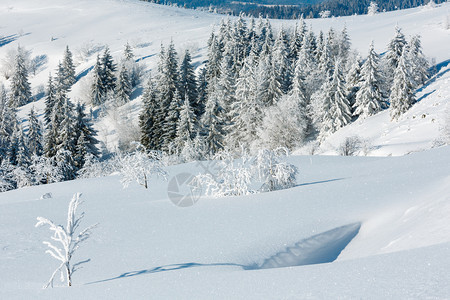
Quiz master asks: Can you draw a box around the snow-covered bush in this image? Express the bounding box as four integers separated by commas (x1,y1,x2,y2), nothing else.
253,148,298,192
319,10,331,18
35,193,97,288
193,148,298,198
29,155,64,185
367,1,379,15
338,136,362,156
119,149,168,189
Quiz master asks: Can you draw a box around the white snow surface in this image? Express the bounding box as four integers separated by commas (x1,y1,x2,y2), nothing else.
1,0,450,298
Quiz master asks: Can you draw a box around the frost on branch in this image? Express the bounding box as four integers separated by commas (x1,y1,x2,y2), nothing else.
119,148,168,189
193,148,298,198
35,193,97,288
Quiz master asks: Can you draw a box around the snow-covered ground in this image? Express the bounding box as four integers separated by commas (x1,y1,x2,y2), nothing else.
1,0,450,298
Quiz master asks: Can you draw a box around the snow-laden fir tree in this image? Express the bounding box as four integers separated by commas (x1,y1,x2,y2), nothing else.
227,54,262,151
408,35,429,87
139,77,159,150
29,154,63,185
206,33,223,85
123,42,134,61
215,55,236,126
389,47,416,120
353,42,383,119
27,107,43,156
12,124,31,167
115,64,131,105
173,93,198,155
196,67,207,119
9,47,32,108
44,74,56,126
178,49,198,109
339,26,351,66
161,90,182,153
0,84,16,161
345,56,362,112
201,87,226,156
62,46,76,90
90,55,105,106
265,53,283,106
73,103,100,169
272,27,292,94
100,46,117,93
367,1,379,15
384,26,407,90
331,60,352,130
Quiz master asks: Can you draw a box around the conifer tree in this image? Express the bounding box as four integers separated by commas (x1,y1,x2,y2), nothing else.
9,47,32,108
90,55,105,106
101,46,117,93
331,60,352,130
408,35,429,87
201,90,226,156
389,47,416,120
345,57,362,112
178,49,198,108
62,46,76,90
273,27,292,94
44,74,56,126
173,94,197,154
385,26,407,88
115,64,131,105
27,107,43,156
73,103,100,169
161,90,182,152
354,42,383,119
139,77,159,150
123,42,134,61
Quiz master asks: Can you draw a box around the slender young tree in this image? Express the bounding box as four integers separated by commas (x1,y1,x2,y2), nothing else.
73,102,100,169
90,55,105,106
27,107,43,156
62,46,76,90
9,47,32,108
178,49,198,109
115,64,131,105
139,77,159,150
100,46,117,93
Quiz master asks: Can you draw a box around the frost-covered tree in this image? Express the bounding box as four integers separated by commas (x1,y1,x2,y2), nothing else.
389,47,416,120
161,90,182,152
9,47,32,108
62,46,76,90
44,74,56,126
29,155,63,185
73,103,99,169
367,1,379,15
408,35,429,87
139,77,159,150
331,60,352,130
119,150,167,189
100,46,117,93
385,26,407,88
201,88,226,156
272,27,292,94
353,42,383,119
173,94,197,154
178,49,198,109
195,67,207,119
345,57,362,111
90,55,105,106
0,160,15,192
35,193,97,288
27,107,43,156
115,64,131,105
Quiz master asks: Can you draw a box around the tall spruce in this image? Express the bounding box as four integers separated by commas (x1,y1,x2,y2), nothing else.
178,49,198,109
115,64,132,105
139,77,159,150
73,103,100,169
27,107,43,156
9,47,32,108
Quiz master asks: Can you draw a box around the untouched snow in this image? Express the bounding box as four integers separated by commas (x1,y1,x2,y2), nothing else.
1,0,450,298
1,146,450,298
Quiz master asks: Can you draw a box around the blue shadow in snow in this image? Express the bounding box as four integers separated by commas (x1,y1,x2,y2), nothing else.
296,178,346,187
416,59,450,94
0,34,18,47
76,65,94,81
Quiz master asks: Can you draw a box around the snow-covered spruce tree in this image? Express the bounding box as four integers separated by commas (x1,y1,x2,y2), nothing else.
161,90,182,153
44,74,56,126
384,26,407,91
206,32,223,86
0,160,15,192
345,56,362,112
173,94,198,157
338,26,351,66
178,49,198,109
216,55,236,126
115,64,131,105
62,46,76,90
122,42,140,88
11,123,30,167
331,60,352,130
389,47,416,120
272,27,292,94
227,55,261,151
265,52,283,107
27,107,43,156
298,30,319,99
35,193,97,288
408,35,429,87
200,87,226,156
73,102,100,169
0,84,16,161
9,47,32,108
90,55,105,106
367,1,379,15
119,149,168,189
353,42,384,119
100,46,117,94
139,76,159,150
196,67,207,119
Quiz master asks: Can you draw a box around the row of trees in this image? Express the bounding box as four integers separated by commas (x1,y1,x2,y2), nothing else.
0,47,100,191
138,16,429,159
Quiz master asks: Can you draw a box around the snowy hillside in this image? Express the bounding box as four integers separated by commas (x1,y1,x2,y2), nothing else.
1,0,450,153
1,0,450,298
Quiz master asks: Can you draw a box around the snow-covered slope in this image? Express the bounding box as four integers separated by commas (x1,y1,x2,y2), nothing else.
1,145,449,298
1,0,450,153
